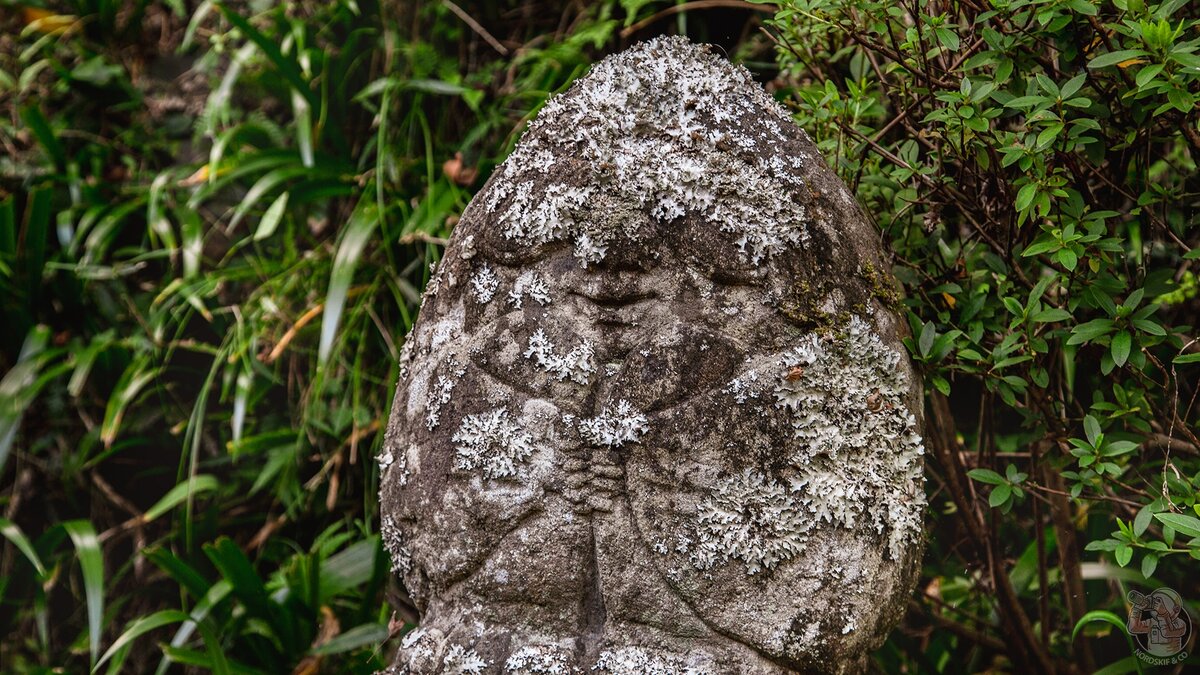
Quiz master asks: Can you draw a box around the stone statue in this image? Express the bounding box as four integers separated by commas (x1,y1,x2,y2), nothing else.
378,36,925,675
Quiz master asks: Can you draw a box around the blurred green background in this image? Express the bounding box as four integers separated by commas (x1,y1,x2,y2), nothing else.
2,0,1199,673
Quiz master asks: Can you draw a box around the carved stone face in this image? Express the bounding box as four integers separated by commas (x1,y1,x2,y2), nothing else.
379,37,925,675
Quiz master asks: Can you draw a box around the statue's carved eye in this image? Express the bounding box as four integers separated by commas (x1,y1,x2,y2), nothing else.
674,215,765,287
476,222,564,268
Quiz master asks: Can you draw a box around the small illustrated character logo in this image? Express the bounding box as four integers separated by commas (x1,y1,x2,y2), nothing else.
1127,587,1191,664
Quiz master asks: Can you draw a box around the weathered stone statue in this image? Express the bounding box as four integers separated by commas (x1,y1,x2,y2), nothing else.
378,36,925,674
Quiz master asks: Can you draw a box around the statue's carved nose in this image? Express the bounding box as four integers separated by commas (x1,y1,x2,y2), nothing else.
588,231,660,273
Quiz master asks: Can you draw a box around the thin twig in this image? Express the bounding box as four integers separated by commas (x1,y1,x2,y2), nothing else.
442,0,509,56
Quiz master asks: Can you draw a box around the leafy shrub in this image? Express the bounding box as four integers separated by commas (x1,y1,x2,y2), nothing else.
766,0,1200,670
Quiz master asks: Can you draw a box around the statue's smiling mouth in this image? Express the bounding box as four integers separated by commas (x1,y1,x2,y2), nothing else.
569,284,658,331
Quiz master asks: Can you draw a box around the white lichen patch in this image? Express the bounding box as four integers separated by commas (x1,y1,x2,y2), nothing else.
377,446,410,486
715,316,925,562
381,515,412,575
579,400,649,448
722,371,761,404
377,448,394,470
400,627,434,661
592,647,706,675
444,644,488,674
471,264,500,304
459,234,477,260
505,645,575,674
425,359,466,430
524,329,596,384
508,271,553,308
690,469,810,575
452,409,536,479
482,36,812,267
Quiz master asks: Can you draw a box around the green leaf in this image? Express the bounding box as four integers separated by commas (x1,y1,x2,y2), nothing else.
918,321,936,357
1002,296,1025,316
989,483,1012,507
1154,513,1200,538
1015,183,1038,212
1115,543,1133,567
253,191,289,241
319,197,379,365
100,355,161,447
143,475,220,523
1135,63,1164,88
155,580,233,675
1111,331,1132,367
1061,72,1087,98
309,622,389,656
934,27,960,51
1058,248,1078,270
0,326,51,472
1087,49,1151,69
19,105,65,170
1140,553,1158,579
63,520,104,666
931,374,951,396
1084,415,1102,447
1072,609,1131,640
204,538,271,620
1036,123,1063,149
144,547,211,602
1032,308,1072,322
320,537,381,600
967,468,1006,485
228,166,309,232
1173,352,1200,365
1068,318,1115,345
0,517,46,577
94,610,189,673
1102,440,1138,457
1131,319,1166,336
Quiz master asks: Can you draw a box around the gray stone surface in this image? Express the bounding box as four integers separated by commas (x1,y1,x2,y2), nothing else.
378,36,925,675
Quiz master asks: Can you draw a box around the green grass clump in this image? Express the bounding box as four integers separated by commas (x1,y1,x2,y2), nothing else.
1,0,617,670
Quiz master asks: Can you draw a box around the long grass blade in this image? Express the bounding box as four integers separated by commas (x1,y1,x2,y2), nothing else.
252,191,289,241
63,519,104,667
0,326,50,471
100,355,160,447
215,5,317,108
143,475,220,523
309,623,388,656
318,197,378,365
94,609,188,673
0,517,47,577
19,105,65,170
154,580,232,675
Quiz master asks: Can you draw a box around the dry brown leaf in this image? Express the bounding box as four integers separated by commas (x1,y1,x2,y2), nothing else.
442,152,478,186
